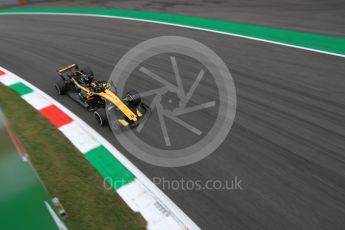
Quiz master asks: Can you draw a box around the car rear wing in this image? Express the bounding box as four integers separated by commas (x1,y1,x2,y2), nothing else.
57,64,79,73
57,64,79,80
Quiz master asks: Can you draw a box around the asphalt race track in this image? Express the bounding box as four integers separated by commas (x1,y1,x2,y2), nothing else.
1,15,345,230
21,0,345,36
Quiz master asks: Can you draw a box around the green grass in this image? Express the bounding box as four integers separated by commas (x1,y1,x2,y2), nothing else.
0,84,146,230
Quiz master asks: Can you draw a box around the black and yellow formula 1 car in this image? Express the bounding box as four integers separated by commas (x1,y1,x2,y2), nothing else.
53,64,150,128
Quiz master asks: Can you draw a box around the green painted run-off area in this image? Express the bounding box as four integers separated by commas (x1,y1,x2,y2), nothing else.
0,115,60,230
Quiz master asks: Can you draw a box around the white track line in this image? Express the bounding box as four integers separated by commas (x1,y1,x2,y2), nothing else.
0,12,344,58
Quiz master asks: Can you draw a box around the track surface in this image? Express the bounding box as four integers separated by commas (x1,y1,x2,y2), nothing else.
19,0,345,36
1,15,345,230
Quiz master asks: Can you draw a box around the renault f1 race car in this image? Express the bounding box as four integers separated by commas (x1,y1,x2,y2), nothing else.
53,64,150,128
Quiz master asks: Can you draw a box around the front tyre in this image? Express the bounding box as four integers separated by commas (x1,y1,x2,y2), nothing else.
124,89,141,107
94,108,108,126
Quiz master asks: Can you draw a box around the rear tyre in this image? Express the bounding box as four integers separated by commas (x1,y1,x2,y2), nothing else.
94,108,108,126
54,79,67,95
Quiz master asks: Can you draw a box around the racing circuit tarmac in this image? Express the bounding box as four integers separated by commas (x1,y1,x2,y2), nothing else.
0,14,345,230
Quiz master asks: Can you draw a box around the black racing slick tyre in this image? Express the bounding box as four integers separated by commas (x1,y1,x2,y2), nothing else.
94,108,108,126
124,89,141,107
54,79,67,95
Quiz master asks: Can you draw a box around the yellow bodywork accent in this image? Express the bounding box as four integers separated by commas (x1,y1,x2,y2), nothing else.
58,64,77,73
136,108,142,117
72,78,138,122
118,119,129,127
99,89,138,122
